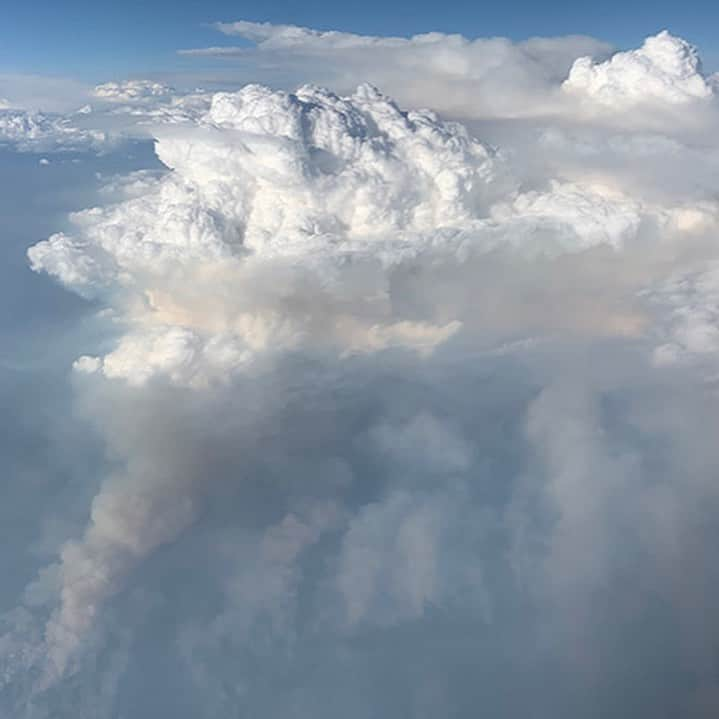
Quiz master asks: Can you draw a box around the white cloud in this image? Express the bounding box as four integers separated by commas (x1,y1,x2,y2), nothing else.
27,82,508,384
648,262,719,366
180,20,613,120
179,23,719,134
20,76,719,687
93,80,175,103
0,109,108,153
6,27,719,719
31,80,716,384
562,30,715,109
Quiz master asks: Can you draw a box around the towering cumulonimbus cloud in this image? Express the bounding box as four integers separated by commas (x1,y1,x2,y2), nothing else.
4,27,719,719
29,81,714,387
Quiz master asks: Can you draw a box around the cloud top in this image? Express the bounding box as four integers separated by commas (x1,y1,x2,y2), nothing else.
181,21,613,119
563,30,714,107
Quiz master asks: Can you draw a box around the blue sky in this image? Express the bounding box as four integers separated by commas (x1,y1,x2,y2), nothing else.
2,0,718,78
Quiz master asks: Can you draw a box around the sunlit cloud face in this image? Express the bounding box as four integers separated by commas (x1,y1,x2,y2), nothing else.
3,23,719,719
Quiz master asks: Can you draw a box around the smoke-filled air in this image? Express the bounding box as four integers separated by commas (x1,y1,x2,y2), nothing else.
3,17,719,718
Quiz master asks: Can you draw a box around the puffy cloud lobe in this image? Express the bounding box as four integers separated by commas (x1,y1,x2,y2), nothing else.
563,31,715,108
30,81,717,385
29,83,506,384
490,181,644,250
648,262,719,366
